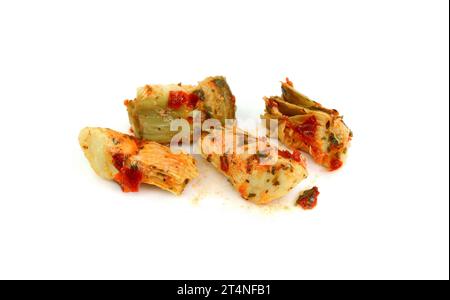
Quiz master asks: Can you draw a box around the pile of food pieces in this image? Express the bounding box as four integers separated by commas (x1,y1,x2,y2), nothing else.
79,76,352,209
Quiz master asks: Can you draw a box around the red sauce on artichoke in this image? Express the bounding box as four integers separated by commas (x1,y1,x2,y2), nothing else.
168,91,199,110
220,156,229,173
278,150,302,163
289,116,318,145
114,164,143,193
112,153,125,170
330,158,343,171
285,77,294,87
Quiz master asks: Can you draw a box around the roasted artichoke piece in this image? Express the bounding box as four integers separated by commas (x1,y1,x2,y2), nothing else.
200,128,308,204
79,127,198,195
126,76,236,144
263,79,352,171
198,76,236,121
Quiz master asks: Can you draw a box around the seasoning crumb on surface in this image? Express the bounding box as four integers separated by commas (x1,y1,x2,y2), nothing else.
296,186,320,210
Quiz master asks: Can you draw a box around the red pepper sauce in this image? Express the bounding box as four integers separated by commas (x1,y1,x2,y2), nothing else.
297,187,320,210
188,93,199,108
329,158,343,171
112,153,125,170
220,156,230,173
168,91,199,110
289,116,318,146
292,150,302,162
114,165,143,193
278,150,302,163
285,77,294,87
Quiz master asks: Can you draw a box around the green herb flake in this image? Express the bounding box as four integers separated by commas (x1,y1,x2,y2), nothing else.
329,133,341,146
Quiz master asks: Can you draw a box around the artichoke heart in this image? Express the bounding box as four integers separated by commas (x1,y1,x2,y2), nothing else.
263,79,352,171
126,76,236,144
79,127,199,195
200,128,308,204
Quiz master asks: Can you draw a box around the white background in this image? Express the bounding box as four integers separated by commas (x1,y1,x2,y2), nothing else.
0,0,448,280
